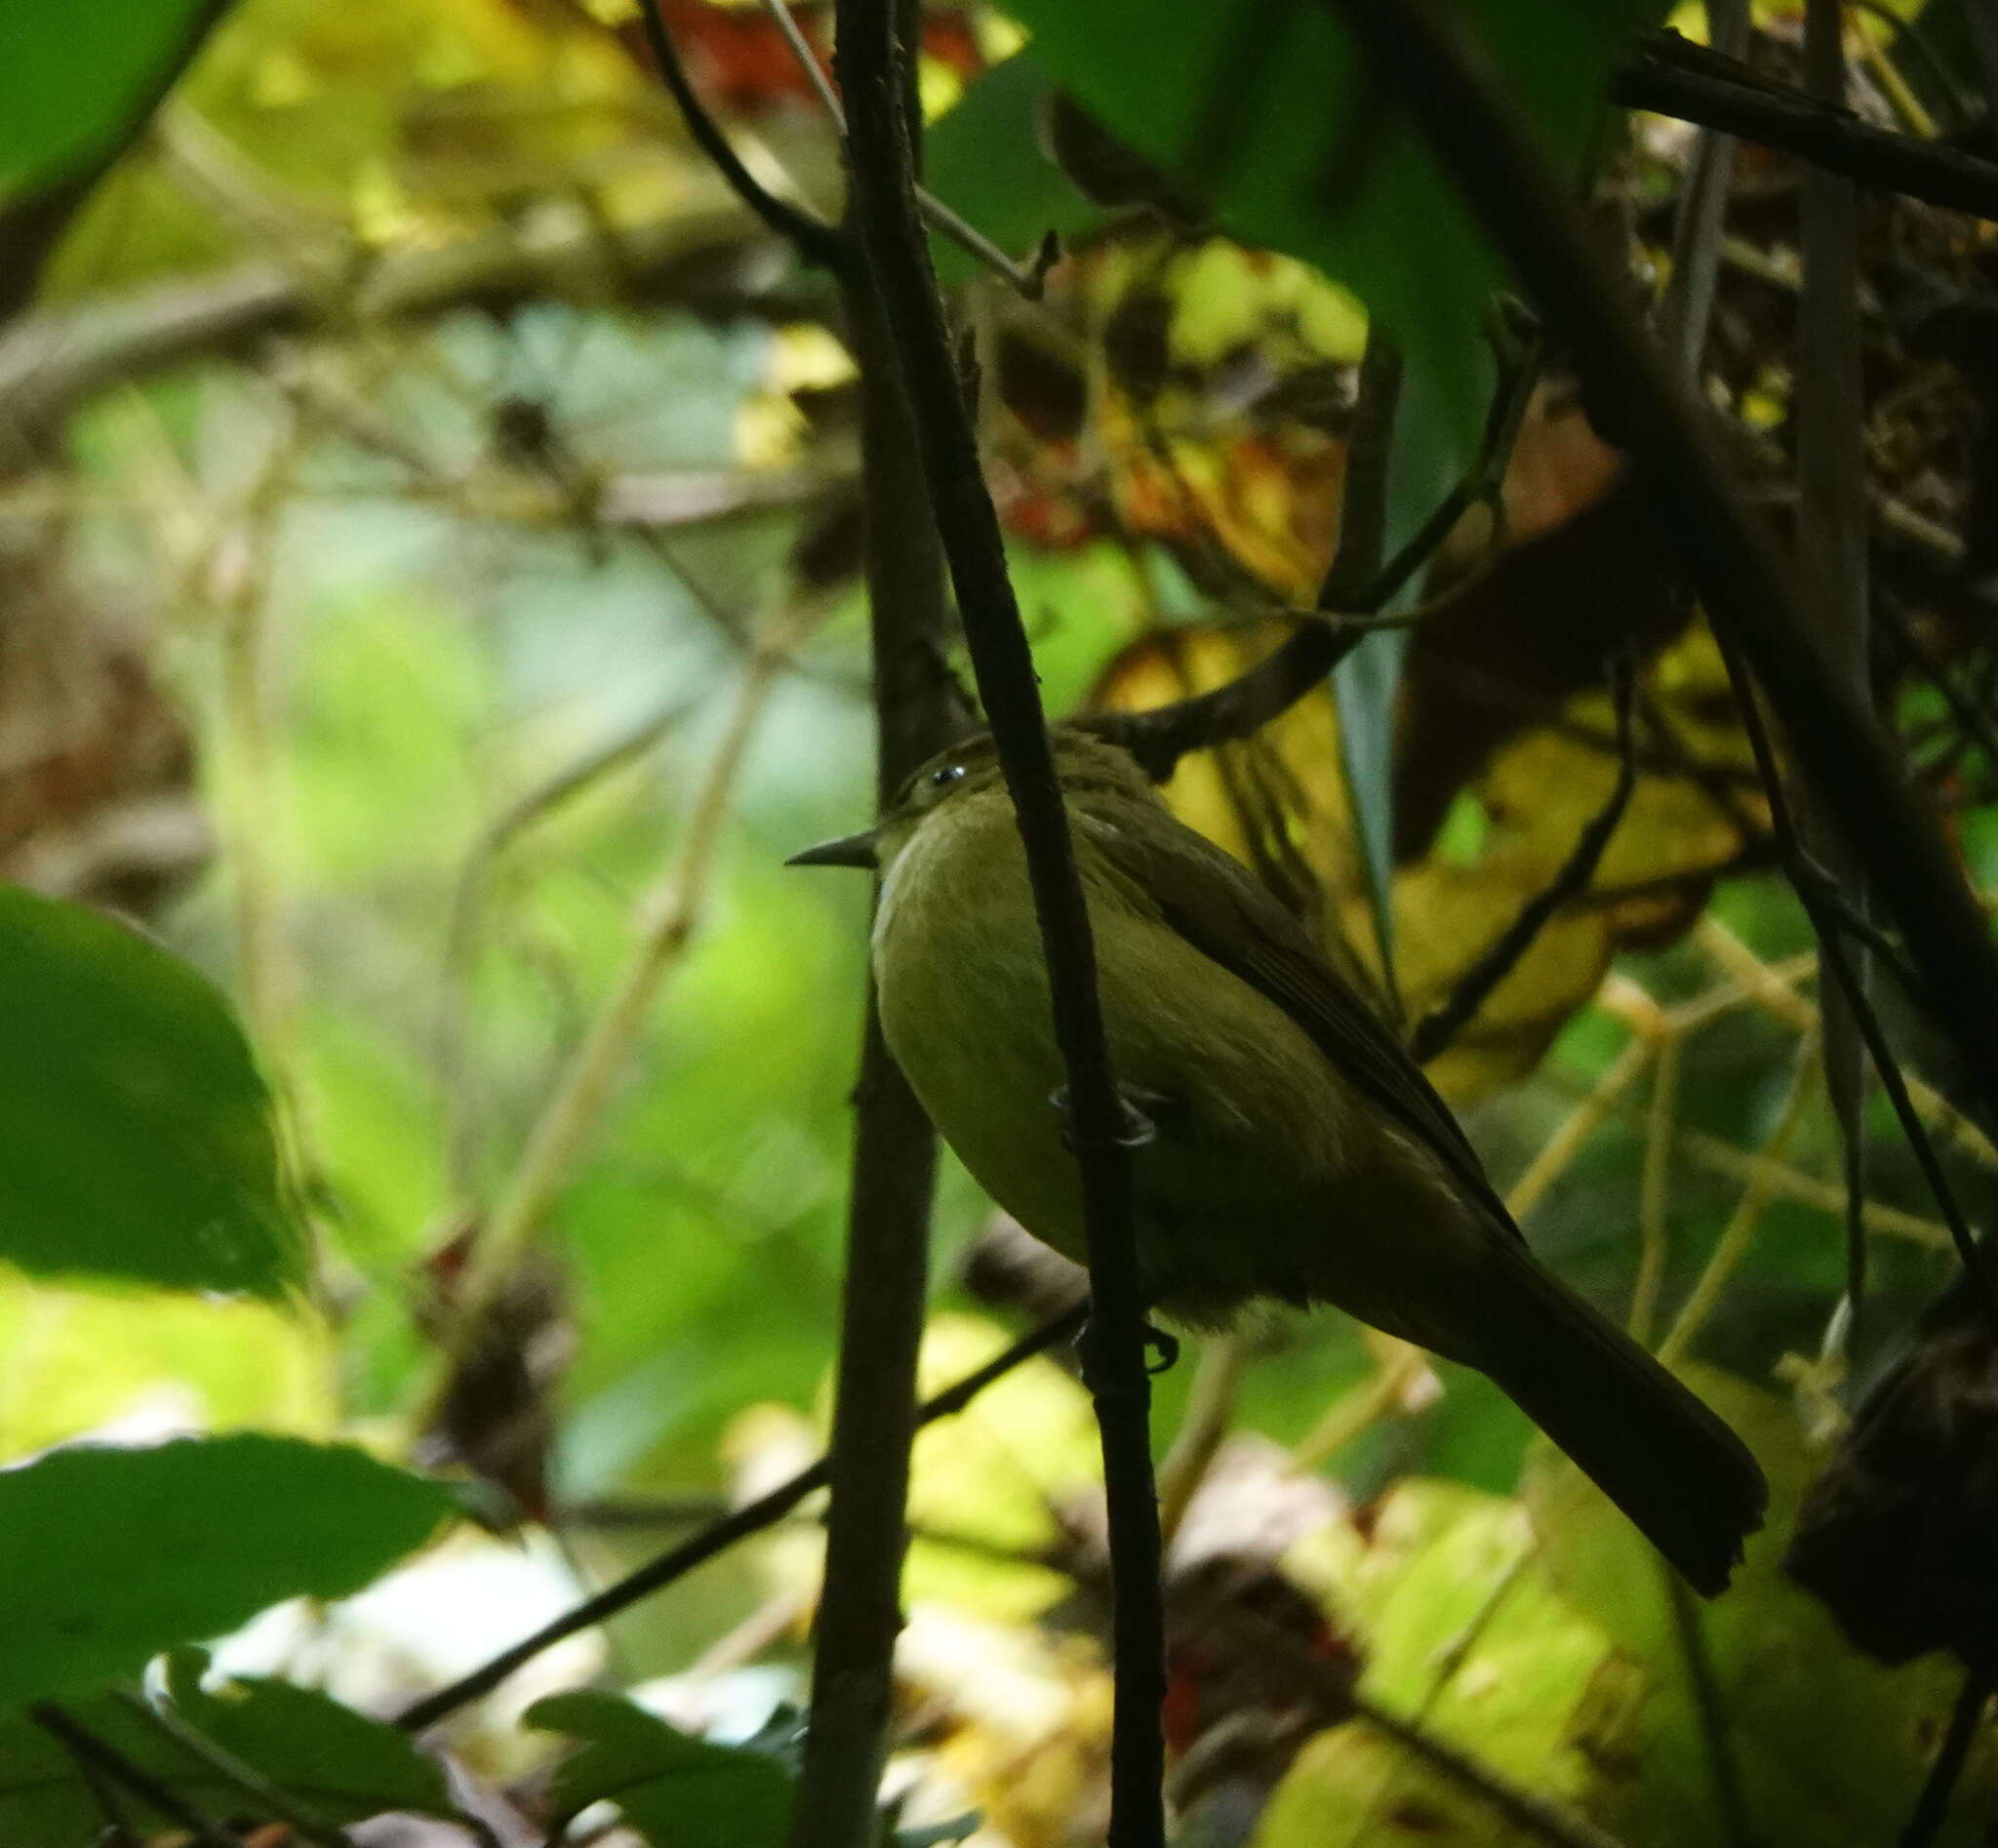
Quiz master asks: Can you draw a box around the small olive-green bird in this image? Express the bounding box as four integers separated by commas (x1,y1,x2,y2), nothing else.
793,728,1767,1592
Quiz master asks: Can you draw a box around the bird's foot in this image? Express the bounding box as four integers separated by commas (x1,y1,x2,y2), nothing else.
1073,1312,1179,1378
1049,1081,1173,1150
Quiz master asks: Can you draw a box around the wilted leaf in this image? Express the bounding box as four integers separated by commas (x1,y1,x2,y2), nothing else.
0,1434,455,1707
527,1689,794,1848
0,887,302,1298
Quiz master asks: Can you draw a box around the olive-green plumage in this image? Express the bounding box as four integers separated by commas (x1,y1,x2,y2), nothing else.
794,729,1768,1593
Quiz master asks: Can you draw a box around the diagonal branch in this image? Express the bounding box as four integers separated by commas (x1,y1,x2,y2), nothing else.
1613,29,1998,222
633,0,848,269
395,1306,1085,1731
1327,0,1998,1164
1408,659,1637,1064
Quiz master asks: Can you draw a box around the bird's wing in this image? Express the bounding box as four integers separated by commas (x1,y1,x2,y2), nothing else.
1081,805,1519,1236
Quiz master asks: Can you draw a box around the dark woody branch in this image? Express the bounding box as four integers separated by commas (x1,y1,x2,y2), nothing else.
1613,28,1998,223
633,0,848,270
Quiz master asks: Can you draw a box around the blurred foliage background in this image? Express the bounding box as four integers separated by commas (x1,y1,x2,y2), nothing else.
5,0,1998,1842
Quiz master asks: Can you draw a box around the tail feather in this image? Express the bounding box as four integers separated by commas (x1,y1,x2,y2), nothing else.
1477,1248,1768,1595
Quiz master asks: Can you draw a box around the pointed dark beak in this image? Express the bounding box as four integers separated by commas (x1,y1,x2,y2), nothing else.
785,829,879,869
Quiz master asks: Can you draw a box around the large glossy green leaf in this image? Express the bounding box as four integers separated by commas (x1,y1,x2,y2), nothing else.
528,1689,795,1848
0,1434,454,1708
0,0,219,189
0,887,302,1298
995,0,1660,444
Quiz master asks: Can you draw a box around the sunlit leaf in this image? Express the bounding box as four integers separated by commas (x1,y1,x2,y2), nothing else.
0,887,302,1299
1524,1369,1994,1848
0,1434,455,1707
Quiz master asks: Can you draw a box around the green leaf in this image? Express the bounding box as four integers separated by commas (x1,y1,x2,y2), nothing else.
925,51,1114,287
0,1434,454,1708
0,0,217,189
162,1649,454,1824
0,886,302,1298
1524,1369,1994,1848
527,1689,795,1848
996,0,1659,445
0,1659,454,1844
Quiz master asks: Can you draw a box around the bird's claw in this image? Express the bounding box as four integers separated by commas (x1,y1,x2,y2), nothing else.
1049,1082,1165,1150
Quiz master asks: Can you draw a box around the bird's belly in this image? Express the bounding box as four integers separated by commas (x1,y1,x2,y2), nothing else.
878,887,1400,1317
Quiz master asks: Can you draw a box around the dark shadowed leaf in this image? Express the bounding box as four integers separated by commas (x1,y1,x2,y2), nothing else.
0,1656,455,1843
926,51,1117,286
0,886,302,1297
996,0,1660,443
162,1648,455,1822
527,1689,794,1848
0,1434,455,1708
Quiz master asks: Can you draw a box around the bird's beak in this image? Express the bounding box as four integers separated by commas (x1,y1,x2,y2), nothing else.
785,829,879,869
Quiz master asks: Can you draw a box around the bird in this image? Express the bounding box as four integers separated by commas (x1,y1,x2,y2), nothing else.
791,726,1768,1593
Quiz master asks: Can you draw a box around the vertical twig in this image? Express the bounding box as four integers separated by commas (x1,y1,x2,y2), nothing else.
1718,640,1998,1332
1898,1666,1992,1848
832,0,1167,1839
784,76,959,1844
1630,1035,1680,1346
1662,0,1749,387
1325,0,1998,1140
1798,0,1875,1351
1154,1334,1245,1545
1658,1044,1819,1367
1665,1575,1754,1848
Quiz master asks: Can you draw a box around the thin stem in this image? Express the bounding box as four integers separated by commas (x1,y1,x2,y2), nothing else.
633,0,847,268
1658,1044,1818,1368
1898,1666,1992,1848
1630,1035,1680,1346
396,1305,1085,1731
833,0,1165,1836
1798,0,1874,1355
28,1705,245,1848
1664,1575,1753,1848
109,1689,357,1848
1154,1333,1245,1546
1409,661,1637,1064
1093,342,1540,784
1329,0,1998,1142
436,623,800,1397
755,0,1051,295
1612,28,1998,221
1661,0,1748,387
1720,639,1998,1333
785,148,957,1847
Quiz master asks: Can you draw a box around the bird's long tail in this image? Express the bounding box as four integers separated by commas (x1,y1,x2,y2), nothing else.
1475,1244,1769,1595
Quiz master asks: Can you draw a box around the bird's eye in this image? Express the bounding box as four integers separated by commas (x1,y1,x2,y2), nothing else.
929,763,967,789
